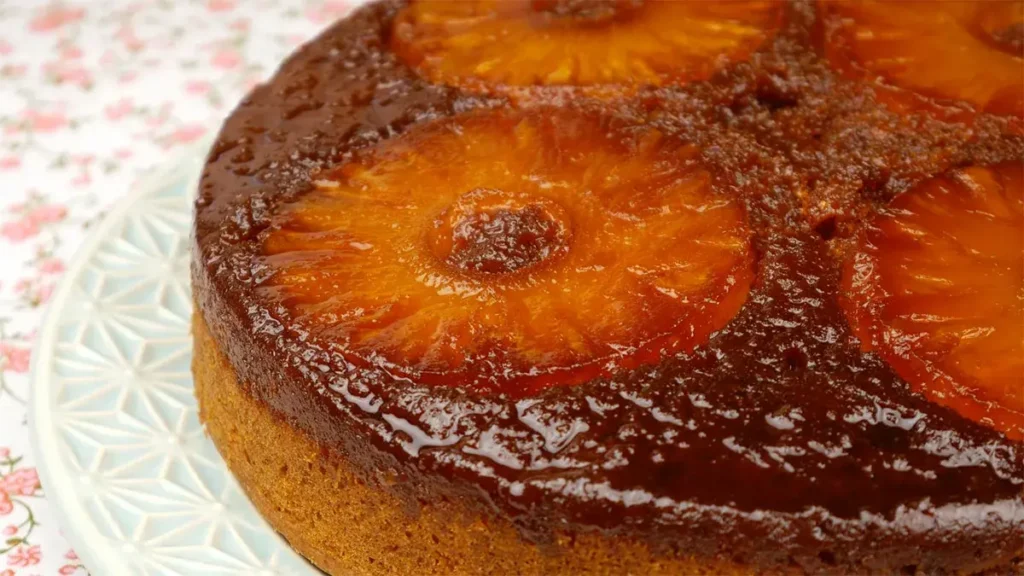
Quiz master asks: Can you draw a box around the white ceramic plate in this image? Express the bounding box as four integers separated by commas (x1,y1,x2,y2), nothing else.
29,136,319,576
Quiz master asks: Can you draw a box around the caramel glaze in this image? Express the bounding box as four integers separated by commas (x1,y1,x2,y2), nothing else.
192,1,1024,573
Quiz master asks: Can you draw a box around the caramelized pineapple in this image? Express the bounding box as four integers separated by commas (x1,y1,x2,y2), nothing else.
822,1,1024,117
260,109,754,394
391,0,783,94
841,163,1024,439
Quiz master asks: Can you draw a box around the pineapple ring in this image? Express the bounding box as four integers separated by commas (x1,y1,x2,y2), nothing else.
260,109,755,394
821,1,1024,117
391,0,783,93
841,163,1024,439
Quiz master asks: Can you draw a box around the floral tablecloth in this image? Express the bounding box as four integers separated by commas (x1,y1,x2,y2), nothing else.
0,1,349,573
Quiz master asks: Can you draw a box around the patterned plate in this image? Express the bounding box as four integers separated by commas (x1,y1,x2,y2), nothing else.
29,136,318,576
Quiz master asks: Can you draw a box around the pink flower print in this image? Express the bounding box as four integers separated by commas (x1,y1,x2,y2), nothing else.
104,98,133,121
39,258,66,274
0,569,11,576
0,448,8,459
0,40,11,55
60,566,80,575
46,62,92,88
27,204,67,224
0,344,31,373
185,80,210,95
207,0,236,12
0,469,40,496
71,171,91,187
0,157,20,171
115,26,144,52
3,467,35,495
211,48,241,69
307,0,351,23
1,525,15,536
71,155,93,186
23,283,56,306
61,46,83,59
114,148,133,159
65,550,78,561
230,18,249,31
243,75,262,91
14,109,69,133
0,493,12,516
29,6,85,32
57,65,92,88
1,218,40,242
169,124,207,145
8,544,42,567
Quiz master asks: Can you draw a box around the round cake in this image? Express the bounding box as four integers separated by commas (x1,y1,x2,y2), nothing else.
191,1,1024,574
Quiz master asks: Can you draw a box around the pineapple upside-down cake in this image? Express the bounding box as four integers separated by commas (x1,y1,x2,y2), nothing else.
191,1,1024,574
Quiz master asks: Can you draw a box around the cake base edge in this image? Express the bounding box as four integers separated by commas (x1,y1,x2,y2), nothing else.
191,311,767,576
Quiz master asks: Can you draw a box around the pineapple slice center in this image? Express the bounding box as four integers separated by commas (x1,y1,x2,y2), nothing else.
430,188,571,275
984,21,1023,54
973,3,1024,54
529,0,643,23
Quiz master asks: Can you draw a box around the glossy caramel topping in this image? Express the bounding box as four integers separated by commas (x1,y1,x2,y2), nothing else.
842,162,1024,440
822,1,1024,117
391,0,783,92
192,2,1024,572
260,109,754,394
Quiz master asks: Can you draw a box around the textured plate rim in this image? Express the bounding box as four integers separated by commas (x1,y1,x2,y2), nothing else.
28,135,215,576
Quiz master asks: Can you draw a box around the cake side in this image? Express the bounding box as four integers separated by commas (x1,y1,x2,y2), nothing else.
194,311,769,576
194,309,1023,575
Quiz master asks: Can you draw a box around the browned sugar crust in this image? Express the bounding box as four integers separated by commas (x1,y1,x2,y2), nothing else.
193,311,771,576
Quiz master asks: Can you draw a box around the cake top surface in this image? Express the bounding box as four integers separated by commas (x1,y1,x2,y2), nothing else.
193,0,1024,571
